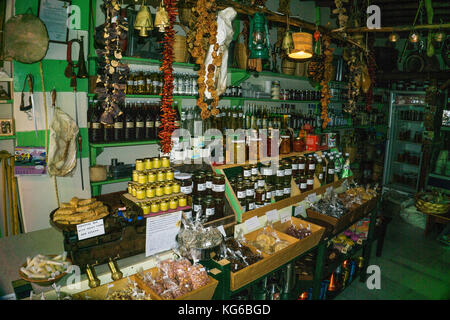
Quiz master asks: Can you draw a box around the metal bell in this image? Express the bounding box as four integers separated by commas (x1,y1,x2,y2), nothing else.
134,0,153,37
154,2,169,32
281,31,294,54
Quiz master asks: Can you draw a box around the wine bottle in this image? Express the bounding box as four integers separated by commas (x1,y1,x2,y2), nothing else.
135,101,145,140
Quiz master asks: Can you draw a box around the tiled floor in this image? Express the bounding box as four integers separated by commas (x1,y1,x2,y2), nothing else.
335,215,450,300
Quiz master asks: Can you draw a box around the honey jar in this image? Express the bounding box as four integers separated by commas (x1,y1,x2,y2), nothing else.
164,183,173,196
138,172,148,185
135,159,145,172
152,157,161,169
172,181,180,194
146,184,156,198
127,182,134,194
161,156,170,168
156,170,166,183
141,202,150,215
169,197,178,210
178,195,187,207
136,186,146,200
155,184,164,197
131,184,137,197
150,200,160,213
165,169,174,181
160,198,169,212
144,158,152,170
147,171,156,183
132,170,139,182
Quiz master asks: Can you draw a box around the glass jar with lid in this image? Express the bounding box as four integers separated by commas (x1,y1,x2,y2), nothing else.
250,175,258,190
280,135,291,154
275,183,284,202
283,181,291,199
212,174,225,198
147,170,157,183
257,174,265,188
152,157,161,169
236,181,246,202
193,171,206,196
299,174,307,193
172,181,181,194
138,172,148,185
146,184,156,199
255,187,266,203
136,186,146,200
141,202,150,215
203,196,215,219
132,170,139,182
265,184,273,204
128,182,134,194
245,179,255,199
175,173,193,195
306,173,314,191
156,170,166,183
247,198,255,211
214,198,224,220
205,172,214,195
155,184,164,197
193,197,203,219
178,195,187,207
165,168,174,181
261,162,273,185
242,165,252,178
161,156,170,168
169,196,178,210
298,156,306,176
135,159,145,172
160,198,169,212
250,164,259,176
144,158,152,170
150,200,160,213
164,183,173,196
275,163,285,184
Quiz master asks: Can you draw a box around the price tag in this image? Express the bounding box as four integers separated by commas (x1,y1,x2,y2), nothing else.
217,225,227,237
294,204,307,218
265,209,278,223
77,219,105,241
308,193,317,203
245,216,261,232
280,211,292,224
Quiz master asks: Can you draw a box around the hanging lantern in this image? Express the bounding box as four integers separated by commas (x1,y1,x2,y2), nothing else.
288,32,313,60
248,13,271,59
134,0,153,37
154,2,169,32
434,31,445,42
388,32,399,42
409,32,420,43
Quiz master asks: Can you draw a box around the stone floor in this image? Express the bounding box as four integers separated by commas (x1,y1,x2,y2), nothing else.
334,214,450,300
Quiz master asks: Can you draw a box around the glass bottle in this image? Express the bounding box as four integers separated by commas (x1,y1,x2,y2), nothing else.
113,107,124,141
135,101,145,140
124,102,136,141
90,102,103,143
315,158,324,185
326,156,335,184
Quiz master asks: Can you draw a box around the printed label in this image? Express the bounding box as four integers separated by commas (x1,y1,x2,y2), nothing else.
180,185,192,194
243,170,251,177
205,208,215,216
237,191,246,199
197,183,206,192
299,164,305,170
212,184,225,192
307,179,314,185
126,122,134,128
328,169,335,175
292,164,298,170
251,168,258,175
136,122,144,128
300,183,307,190
284,169,292,176
284,187,291,194
206,181,213,189
114,122,123,129
277,170,285,177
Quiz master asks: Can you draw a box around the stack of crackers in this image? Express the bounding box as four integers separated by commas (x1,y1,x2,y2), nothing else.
52,197,109,225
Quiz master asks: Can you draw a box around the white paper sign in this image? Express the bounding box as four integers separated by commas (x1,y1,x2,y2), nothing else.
245,216,261,232
77,219,105,241
146,211,182,257
265,209,278,223
217,225,227,237
294,204,307,218
280,211,292,224
308,193,317,203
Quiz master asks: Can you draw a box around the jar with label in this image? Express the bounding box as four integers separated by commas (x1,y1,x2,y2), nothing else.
141,202,150,215
146,184,156,199
213,198,224,220
150,200,160,213
138,172,148,185
265,184,273,203
271,81,280,100
261,162,274,185
293,136,305,152
315,158,324,185
147,171,156,183
250,164,259,176
275,183,284,202
205,172,214,196
307,155,316,175
247,198,255,211
144,158,152,170
232,140,246,164
160,198,169,212
164,183,173,196
242,165,252,178
255,187,266,203
255,201,265,209
132,170,139,182
276,164,285,184
178,195,187,207
212,174,225,198
155,184,164,197
152,157,161,169
291,157,299,177
161,156,170,168
128,182,134,194
131,184,137,197
169,197,178,210
165,169,174,181
283,181,291,199
298,156,306,176
257,175,265,188
280,135,291,154
306,173,314,191
245,179,255,200
193,171,206,196
156,170,165,183
236,182,246,202
193,197,203,218
176,173,193,195
135,159,145,172
203,196,215,219
136,186,146,200
250,175,258,190
172,181,181,194
299,174,307,193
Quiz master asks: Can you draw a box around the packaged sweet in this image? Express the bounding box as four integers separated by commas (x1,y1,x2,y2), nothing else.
249,227,290,255
285,223,313,240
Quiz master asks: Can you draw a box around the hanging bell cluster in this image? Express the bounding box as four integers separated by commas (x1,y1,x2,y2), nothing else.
155,2,169,32
134,0,153,37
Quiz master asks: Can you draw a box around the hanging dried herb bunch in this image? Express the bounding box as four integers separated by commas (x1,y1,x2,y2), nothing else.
187,0,220,119
320,35,334,129
159,0,178,154
95,0,129,125
344,47,362,114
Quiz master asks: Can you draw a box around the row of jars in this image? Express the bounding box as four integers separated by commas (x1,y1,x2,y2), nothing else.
137,194,190,215
192,195,225,222
128,181,181,200
135,157,171,172
132,168,175,185
176,171,226,198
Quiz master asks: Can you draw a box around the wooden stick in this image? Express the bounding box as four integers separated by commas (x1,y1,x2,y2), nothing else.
1,157,8,237
335,23,450,33
10,155,18,235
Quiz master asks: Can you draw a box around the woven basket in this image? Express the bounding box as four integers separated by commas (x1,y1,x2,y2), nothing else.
173,35,188,63
415,192,450,215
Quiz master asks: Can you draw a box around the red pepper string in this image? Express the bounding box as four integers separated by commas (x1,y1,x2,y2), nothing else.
159,0,178,154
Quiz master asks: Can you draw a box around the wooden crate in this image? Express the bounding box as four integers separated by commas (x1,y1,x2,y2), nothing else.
133,267,218,300
306,207,354,234
272,216,325,252
72,275,153,300
228,227,302,291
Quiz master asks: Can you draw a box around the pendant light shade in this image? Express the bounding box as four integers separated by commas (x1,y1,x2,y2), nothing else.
134,0,153,37
288,32,313,60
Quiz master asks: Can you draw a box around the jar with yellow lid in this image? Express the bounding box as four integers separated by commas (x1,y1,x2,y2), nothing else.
178,195,187,207
161,156,170,168
127,182,134,194
156,170,166,183
147,171,156,183
164,183,173,196
138,172,148,185
136,186,146,200
146,184,156,199
135,159,145,172
150,200,160,213
132,170,139,182
144,158,152,170
165,168,174,181
172,181,180,194
169,197,178,210
160,198,169,212
152,157,161,169
141,202,151,215
131,184,137,197
155,184,164,197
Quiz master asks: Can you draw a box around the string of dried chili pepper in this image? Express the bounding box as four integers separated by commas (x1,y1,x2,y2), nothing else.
158,0,178,154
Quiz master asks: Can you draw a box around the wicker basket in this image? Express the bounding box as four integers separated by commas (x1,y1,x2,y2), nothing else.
415,192,450,215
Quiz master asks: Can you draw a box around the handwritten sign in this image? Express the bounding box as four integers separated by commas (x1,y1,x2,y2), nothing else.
245,216,261,232
280,211,292,224
77,219,105,241
146,211,182,257
265,209,278,223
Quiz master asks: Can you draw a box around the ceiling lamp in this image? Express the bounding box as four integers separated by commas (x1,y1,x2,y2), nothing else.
409,32,420,43
388,32,399,42
288,32,313,60
134,0,153,37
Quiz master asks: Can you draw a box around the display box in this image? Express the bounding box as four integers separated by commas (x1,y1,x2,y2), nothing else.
14,146,47,175
306,134,328,151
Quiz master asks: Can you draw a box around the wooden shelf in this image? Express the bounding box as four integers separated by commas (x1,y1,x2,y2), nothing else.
0,135,15,140
90,177,131,187
0,99,13,104
90,140,159,148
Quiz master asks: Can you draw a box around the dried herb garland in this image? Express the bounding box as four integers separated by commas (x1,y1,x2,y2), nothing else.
364,50,376,112
188,0,220,119
95,0,129,125
320,35,334,129
159,0,178,154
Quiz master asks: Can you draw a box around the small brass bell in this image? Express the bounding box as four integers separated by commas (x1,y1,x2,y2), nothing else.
86,264,101,288
154,2,169,32
281,31,294,55
134,0,154,37
107,257,123,281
